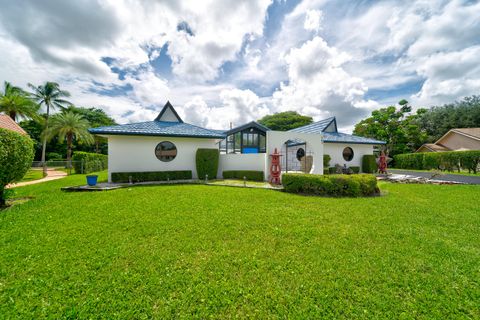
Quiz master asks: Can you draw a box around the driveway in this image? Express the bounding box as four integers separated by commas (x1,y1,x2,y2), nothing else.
388,169,480,185
7,168,67,188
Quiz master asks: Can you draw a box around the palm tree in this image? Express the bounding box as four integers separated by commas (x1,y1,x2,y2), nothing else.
0,81,39,121
28,82,72,176
45,111,94,167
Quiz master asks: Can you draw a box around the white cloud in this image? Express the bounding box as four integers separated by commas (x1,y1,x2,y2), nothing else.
304,9,323,32
272,36,373,128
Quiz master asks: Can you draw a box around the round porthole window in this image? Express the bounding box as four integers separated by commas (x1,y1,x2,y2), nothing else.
342,147,354,162
155,141,177,162
296,148,305,161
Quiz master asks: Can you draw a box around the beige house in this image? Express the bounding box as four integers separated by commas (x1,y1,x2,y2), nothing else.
417,128,480,152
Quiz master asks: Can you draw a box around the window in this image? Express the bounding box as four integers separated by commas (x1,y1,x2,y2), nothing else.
155,141,177,162
296,148,305,161
342,147,354,162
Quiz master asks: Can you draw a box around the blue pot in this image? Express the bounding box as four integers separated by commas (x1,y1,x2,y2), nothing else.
86,175,98,186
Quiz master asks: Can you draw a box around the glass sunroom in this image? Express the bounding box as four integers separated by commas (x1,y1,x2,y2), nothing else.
219,121,269,154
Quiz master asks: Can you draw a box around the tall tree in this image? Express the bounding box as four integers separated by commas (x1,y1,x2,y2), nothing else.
64,105,116,153
353,100,427,156
258,111,313,131
0,81,39,121
45,111,94,167
28,82,72,176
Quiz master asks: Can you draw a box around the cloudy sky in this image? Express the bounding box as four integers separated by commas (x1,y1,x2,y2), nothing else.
0,0,479,132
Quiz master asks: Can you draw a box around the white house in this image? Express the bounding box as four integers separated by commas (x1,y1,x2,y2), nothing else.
89,102,385,182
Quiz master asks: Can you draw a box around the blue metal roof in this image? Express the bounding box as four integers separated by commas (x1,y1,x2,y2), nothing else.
89,121,225,139
288,116,386,145
288,117,336,133
323,132,386,145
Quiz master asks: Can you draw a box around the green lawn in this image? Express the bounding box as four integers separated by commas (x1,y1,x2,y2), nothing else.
390,168,479,177
1,173,479,318
18,169,44,182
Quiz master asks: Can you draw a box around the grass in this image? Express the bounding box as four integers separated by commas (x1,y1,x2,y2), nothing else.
208,179,281,188
18,169,44,182
390,168,479,177
1,172,479,318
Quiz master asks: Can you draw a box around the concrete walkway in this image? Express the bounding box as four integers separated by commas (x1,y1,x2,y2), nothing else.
7,168,67,188
388,169,480,185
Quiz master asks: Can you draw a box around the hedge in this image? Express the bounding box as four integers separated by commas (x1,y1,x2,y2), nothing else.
323,154,331,168
362,154,377,173
196,148,219,179
282,173,379,197
111,170,192,183
350,166,360,174
0,128,34,205
223,170,264,181
394,151,480,173
72,151,108,174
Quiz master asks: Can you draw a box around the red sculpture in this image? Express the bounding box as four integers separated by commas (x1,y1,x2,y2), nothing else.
269,148,282,184
378,150,388,174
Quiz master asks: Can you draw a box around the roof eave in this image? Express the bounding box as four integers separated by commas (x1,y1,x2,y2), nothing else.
88,130,224,139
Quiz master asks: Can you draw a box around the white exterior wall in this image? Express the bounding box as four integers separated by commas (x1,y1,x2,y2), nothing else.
323,143,374,170
266,131,324,179
107,135,218,182
218,154,266,178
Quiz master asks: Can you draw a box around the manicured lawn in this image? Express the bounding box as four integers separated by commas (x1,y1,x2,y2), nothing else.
1,173,479,318
390,168,479,177
18,169,44,182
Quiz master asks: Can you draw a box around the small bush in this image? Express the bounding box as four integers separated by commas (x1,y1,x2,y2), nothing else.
0,128,34,205
282,173,379,197
328,167,337,174
323,154,331,168
223,170,264,181
196,148,219,179
111,170,192,183
72,151,108,174
323,169,329,175
350,166,360,174
362,155,377,173
47,152,63,161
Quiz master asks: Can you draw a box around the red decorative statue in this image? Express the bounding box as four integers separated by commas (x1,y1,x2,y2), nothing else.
269,148,282,184
378,150,388,174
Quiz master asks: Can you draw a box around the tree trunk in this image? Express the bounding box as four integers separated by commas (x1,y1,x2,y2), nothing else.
0,187,5,207
41,104,50,177
9,111,16,121
67,133,72,169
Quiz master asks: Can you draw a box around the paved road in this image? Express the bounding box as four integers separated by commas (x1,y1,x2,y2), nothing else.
389,169,480,185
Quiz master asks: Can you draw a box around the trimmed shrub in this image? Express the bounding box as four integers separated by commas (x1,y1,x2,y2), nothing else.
394,151,480,173
362,155,377,173
0,128,34,205
47,152,63,160
350,166,360,174
282,173,379,197
196,148,219,179
72,151,108,174
328,167,337,174
111,170,192,183
223,170,264,181
323,154,331,168
323,169,329,175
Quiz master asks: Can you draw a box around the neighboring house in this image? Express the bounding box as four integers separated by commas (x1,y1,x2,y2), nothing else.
90,102,385,182
417,128,480,152
0,114,27,135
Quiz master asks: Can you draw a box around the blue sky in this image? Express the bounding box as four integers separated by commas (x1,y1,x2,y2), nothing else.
0,0,479,132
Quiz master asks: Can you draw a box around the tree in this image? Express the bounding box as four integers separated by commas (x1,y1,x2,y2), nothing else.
28,82,72,176
64,105,116,153
45,111,94,167
0,128,34,206
258,111,313,131
417,95,480,142
0,81,39,121
353,100,427,156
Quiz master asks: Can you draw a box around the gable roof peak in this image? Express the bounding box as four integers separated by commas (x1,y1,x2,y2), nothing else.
154,101,183,123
